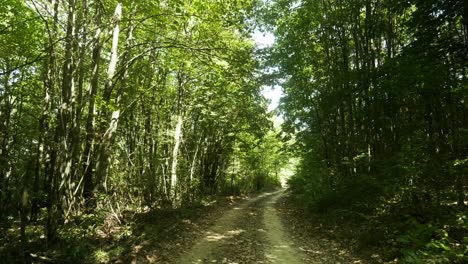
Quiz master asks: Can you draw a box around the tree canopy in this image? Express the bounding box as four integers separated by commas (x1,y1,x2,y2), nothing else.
0,0,287,251
262,0,467,262
0,0,467,263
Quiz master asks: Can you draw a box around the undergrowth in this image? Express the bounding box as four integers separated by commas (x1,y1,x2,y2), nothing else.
288,176,468,263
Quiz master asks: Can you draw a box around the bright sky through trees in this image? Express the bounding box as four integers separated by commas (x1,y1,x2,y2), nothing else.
252,30,281,113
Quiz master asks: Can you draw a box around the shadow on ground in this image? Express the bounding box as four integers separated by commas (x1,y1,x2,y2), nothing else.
0,195,249,264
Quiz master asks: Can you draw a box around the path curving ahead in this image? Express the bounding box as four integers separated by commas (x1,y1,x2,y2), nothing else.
174,190,308,264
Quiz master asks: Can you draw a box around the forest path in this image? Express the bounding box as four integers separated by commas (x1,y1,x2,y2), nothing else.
174,190,308,264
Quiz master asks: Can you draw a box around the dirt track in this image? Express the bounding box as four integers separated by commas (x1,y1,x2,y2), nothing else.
175,191,307,264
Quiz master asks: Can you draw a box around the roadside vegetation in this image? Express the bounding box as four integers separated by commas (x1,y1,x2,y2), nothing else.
262,0,468,262
0,1,286,262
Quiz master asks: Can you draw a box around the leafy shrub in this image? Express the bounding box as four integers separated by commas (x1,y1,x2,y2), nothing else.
396,213,468,264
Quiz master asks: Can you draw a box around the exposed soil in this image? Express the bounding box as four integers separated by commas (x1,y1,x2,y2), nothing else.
263,191,308,263
1,191,368,263
173,190,361,264
175,192,272,263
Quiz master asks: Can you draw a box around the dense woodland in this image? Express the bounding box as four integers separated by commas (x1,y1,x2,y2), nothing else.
263,0,468,262
0,0,285,259
0,0,467,263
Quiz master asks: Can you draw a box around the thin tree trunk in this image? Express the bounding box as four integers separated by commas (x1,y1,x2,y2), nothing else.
189,138,200,183
0,67,12,218
42,0,59,244
58,0,77,218
67,0,87,212
170,115,183,204
94,2,122,192
83,1,102,205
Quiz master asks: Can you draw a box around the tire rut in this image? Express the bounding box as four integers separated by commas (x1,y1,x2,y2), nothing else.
174,191,308,264
263,191,308,263
175,192,274,264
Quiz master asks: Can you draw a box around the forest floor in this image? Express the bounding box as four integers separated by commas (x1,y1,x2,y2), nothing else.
1,190,377,263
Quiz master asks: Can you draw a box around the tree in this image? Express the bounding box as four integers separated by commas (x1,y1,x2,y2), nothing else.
262,0,467,261
0,0,280,255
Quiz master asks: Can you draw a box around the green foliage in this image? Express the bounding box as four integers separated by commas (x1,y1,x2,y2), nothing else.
261,0,468,261
395,214,468,263
226,129,286,193
0,0,282,261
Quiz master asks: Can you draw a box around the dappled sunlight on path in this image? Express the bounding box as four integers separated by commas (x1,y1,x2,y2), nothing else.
264,191,308,263
175,192,272,263
173,190,360,264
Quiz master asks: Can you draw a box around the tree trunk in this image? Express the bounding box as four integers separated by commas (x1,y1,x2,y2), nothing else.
94,2,122,192
42,0,59,244
58,0,77,218
83,1,102,205
0,67,12,218
170,115,183,205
